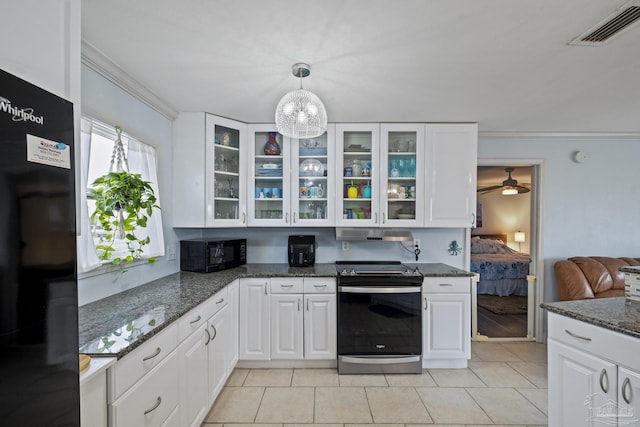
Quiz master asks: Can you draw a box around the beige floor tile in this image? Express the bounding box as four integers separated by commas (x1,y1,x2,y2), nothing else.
428,368,486,387
346,424,404,427
255,387,314,423
205,386,265,423
286,424,342,427
226,368,250,386
508,362,548,388
517,387,549,415
406,425,465,427
200,424,223,427
471,342,522,362
384,371,437,387
244,369,293,386
223,425,282,427
292,368,340,386
416,387,492,424
365,386,433,424
338,373,388,386
466,387,548,425
501,342,548,363
314,387,373,423
469,361,536,388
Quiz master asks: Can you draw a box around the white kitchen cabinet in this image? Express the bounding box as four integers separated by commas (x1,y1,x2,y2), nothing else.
80,356,116,427
110,349,180,427
424,123,477,227
227,280,240,366
239,277,336,364
422,277,471,368
207,304,230,402
173,112,247,227
547,312,640,427
304,293,337,360
270,294,304,360
239,278,271,360
248,124,336,226
335,123,381,226
178,323,209,427
380,123,425,227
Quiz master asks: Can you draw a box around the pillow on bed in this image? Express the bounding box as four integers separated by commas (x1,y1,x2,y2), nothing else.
470,238,518,254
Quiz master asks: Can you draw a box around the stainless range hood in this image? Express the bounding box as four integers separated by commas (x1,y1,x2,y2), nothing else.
335,228,413,242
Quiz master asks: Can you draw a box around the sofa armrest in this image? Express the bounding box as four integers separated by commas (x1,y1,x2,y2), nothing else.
554,260,595,301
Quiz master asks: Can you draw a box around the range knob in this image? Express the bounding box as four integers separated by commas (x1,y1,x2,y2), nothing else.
340,268,349,275
349,268,357,275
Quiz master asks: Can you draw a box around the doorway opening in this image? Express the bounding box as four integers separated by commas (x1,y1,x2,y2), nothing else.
472,161,542,341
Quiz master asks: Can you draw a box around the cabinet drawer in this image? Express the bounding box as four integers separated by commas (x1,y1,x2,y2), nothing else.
110,349,179,427
271,277,304,293
303,278,336,294
423,277,470,293
108,323,178,401
210,286,229,315
178,299,214,342
548,312,640,371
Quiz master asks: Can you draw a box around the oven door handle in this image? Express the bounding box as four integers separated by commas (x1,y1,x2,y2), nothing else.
339,286,421,294
339,355,422,365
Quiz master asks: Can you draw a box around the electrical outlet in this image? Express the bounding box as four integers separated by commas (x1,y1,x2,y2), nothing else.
167,244,177,261
413,239,420,253
342,241,350,252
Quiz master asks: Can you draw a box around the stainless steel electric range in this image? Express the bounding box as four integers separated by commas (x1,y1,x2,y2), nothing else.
336,261,423,374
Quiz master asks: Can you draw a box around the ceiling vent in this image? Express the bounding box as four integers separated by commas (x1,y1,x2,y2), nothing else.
569,1,640,46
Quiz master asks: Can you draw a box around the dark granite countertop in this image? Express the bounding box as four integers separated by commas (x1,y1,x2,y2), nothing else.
79,262,471,359
541,297,640,339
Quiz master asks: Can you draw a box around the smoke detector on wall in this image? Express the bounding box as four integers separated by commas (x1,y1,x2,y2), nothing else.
569,0,640,46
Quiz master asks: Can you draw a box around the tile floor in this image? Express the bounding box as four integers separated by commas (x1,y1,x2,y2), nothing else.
202,341,548,427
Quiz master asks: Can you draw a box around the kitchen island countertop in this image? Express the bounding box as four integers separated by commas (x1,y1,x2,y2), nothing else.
79,262,472,359
541,297,640,340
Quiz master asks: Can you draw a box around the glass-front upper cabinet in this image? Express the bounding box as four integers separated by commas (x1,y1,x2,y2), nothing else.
247,125,291,226
335,124,380,227
290,124,335,226
380,124,425,227
206,115,247,226
173,112,247,228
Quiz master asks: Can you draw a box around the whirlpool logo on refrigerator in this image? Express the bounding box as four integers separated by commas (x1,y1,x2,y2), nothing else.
0,95,44,124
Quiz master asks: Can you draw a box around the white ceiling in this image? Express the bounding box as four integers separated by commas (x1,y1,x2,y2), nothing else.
82,0,640,133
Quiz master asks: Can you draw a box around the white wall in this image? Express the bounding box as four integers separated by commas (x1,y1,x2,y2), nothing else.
477,189,531,254
78,65,179,305
478,135,640,303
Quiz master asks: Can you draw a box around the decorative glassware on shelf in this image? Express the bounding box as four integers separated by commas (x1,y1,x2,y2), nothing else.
263,132,281,155
299,159,324,176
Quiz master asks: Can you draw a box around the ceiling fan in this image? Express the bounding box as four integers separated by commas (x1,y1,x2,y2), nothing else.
477,167,530,195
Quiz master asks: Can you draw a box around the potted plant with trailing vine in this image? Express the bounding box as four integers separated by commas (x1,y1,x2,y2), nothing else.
88,171,160,265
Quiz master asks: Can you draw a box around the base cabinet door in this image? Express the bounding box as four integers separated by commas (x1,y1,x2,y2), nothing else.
304,294,337,360
239,278,270,360
208,305,230,404
618,367,640,425
270,294,304,360
423,293,470,362
110,350,180,427
548,339,617,427
178,324,209,427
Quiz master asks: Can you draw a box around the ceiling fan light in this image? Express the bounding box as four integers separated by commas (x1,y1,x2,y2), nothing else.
502,187,518,195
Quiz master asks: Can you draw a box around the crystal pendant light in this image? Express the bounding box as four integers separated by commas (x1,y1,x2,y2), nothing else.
275,63,327,139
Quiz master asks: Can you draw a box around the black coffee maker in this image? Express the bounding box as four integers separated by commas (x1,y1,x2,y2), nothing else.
288,235,315,267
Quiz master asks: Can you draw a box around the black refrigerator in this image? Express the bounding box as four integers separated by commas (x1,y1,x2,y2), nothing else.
0,69,79,426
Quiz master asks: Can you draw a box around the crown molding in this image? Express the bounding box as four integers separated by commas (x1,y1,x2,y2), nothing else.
81,40,179,120
479,131,640,140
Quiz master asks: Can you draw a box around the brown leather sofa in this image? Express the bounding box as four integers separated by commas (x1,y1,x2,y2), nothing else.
554,256,640,301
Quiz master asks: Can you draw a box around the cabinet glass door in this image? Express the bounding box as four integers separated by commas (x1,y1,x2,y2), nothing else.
335,124,380,227
211,124,242,222
381,124,425,226
291,124,334,225
248,126,289,226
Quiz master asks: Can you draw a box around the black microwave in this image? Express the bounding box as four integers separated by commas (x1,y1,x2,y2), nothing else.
180,238,246,273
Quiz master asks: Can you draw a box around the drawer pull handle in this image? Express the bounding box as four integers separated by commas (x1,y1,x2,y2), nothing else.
314,284,327,288
623,377,633,404
142,347,161,362
281,284,294,288
204,328,211,345
144,396,162,415
190,315,202,324
307,298,310,311
599,369,609,393
424,297,428,311
211,324,217,341
265,283,268,295
298,298,301,311
439,284,454,287
216,298,224,304
564,329,592,342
